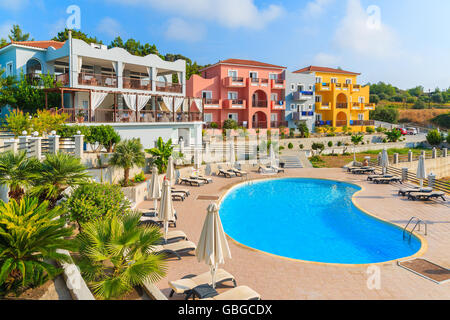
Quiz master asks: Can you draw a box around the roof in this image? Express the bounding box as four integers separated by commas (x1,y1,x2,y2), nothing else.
293,66,360,75
1,40,65,50
201,58,286,71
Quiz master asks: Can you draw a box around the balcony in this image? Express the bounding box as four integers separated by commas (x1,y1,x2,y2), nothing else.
336,103,348,109
271,100,285,109
316,83,331,91
78,72,118,88
252,100,268,108
270,121,288,128
350,120,375,126
155,81,182,93
204,99,220,107
352,84,361,92
351,102,362,110
123,77,152,91
316,102,331,110
364,103,375,110
224,76,245,87
55,73,70,86
271,78,285,89
223,99,246,108
293,91,314,100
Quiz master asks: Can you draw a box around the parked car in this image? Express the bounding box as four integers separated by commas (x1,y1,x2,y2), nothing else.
406,127,418,135
397,128,407,135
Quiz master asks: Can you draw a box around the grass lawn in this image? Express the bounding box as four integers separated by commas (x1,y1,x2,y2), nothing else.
309,147,429,168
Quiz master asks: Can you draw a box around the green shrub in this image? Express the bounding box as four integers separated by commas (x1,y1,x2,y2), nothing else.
327,141,333,147
87,125,121,152
299,144,304,149
382,138,387,143
57,125,91,138
63,183,131,228
369,106,399,124
447,132,450,144
133,171,146,183
311,142,325,155
426,129,444,146
385,129,402,142
222,119,238,130
431,113,450,129
376,126,387,133
366,127,375,134
337,141,342,146
288,142,294,149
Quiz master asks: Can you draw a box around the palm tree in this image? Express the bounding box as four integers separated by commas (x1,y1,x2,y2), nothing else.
76,211,167,300
351,134,364,162
0,151,40,202
145,137,173,174
110,138,146,186
32,153,90,206
0,197,74,296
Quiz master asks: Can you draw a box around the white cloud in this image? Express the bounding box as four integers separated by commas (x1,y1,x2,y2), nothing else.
333,0,400,59
0,0,29,11
313,52,341,66
47,18,66,38
165,18,206,43
106,0,284,30
97,17,125,38
303,0,334,18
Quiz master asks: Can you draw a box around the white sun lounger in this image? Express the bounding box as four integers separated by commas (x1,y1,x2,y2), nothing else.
201,286,261,300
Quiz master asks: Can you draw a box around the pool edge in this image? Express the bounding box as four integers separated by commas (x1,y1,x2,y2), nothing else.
218,176,428,268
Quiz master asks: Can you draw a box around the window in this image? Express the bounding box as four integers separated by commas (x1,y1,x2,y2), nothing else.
271,93,278,101
358,114,364,121
228,113,238,121
249,71,258,79
271,114,277,121
308,104,313,110
202,91,212,99
228,92,238,100
315,95,322,103
297,104,302,111
291,84,295,91
297,84,304,92
228,70,238,80
315,114,322,122
204,113,213,122
82,101,89,108
330,78,337,84
346,79,352,84
6,62,13,76
308,85,313,91
358,96,365,103
290,104,296,111
269,73,278,80
315,77,322,84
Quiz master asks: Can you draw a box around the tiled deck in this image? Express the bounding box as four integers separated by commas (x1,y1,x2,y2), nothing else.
138,168,450,300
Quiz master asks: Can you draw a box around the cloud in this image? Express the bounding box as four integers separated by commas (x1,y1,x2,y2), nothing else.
97,17,125,38
313,52,341,66
0,0,29,11
106,0,284,30
165,18,206,43
333,0,400,59
47,18,66,38
302,0,335,18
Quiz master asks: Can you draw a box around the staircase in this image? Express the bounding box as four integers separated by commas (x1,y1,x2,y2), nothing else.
280,156,303,169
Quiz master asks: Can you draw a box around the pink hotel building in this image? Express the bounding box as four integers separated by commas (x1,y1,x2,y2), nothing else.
186,59,287,130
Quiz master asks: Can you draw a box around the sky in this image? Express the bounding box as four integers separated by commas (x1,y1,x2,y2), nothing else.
0,0,449,90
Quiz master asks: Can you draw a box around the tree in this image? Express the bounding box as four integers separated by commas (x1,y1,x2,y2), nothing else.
385,129,402,142
0,197,74,296
351,134,364,161
296,121,310,138
0,151,40,201
145,137,173,174
76,211,167,300
110,138,146,185
52,28,102,44
86,125,121,152
426,129,444,147
63,183,131,229
31,153,90,206
369,106,399,124
412,99,426,109
222,119,238,130
3,109,32,137
8,25,32,42
311,142,325,155
431,113,450,129
0,68,16,107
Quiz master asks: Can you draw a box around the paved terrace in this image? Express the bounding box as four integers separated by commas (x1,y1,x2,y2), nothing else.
138,168,450,300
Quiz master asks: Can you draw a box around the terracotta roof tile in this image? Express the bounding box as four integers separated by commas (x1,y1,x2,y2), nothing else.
8,40,65,50
294,65,360,75
206,58,286,70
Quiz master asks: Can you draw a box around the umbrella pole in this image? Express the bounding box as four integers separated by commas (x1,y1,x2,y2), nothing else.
210,264,217,289
420,179,423,188
164,221,168,244
154,199,158,212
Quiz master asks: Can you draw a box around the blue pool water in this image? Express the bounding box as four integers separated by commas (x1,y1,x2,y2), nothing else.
220,178,422,264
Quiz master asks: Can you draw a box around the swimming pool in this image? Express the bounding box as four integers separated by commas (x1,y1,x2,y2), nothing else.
220,178,422,264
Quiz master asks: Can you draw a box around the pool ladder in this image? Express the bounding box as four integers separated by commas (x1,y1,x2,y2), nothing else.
403,217,427,242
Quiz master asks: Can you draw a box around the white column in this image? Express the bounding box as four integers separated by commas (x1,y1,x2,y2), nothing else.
74,134,84,158
5,139,18,154
116,61,123,89
18,134,30,152
30,136,42,160
49,134,60,154
151,67,157,92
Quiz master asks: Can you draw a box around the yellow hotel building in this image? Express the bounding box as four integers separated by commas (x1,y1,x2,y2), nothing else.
294,66,376,133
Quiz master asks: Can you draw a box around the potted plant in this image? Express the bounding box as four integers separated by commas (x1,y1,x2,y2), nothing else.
76,110,85,123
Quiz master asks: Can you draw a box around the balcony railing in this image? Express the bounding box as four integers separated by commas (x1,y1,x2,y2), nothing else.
252,100,268,108
350,120,375,126
270,121,288,128
204,98,220,105
155,81,183,93
55,73,70,85
335,120,347,127
252,121,267,129
336,103,348,109
123,77,152,90
78,73,118,88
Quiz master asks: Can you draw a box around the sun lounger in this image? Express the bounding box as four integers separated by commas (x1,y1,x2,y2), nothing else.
347,166,370,173
367,174,393,181
257,166,276,174
179,177,205,186
171,192,186,201
152,240,197,260
190,175,213,184
372,176,402,184
269,165,284,173
169,269,237,299
407,191,446,201
201,286,261,300
163,230,188,243
138,209,177,227
228,168,248,177
217,168,236,178
398,187,432,196
172,187,190,196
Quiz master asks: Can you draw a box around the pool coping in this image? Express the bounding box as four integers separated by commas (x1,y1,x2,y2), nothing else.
218,176,428,268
